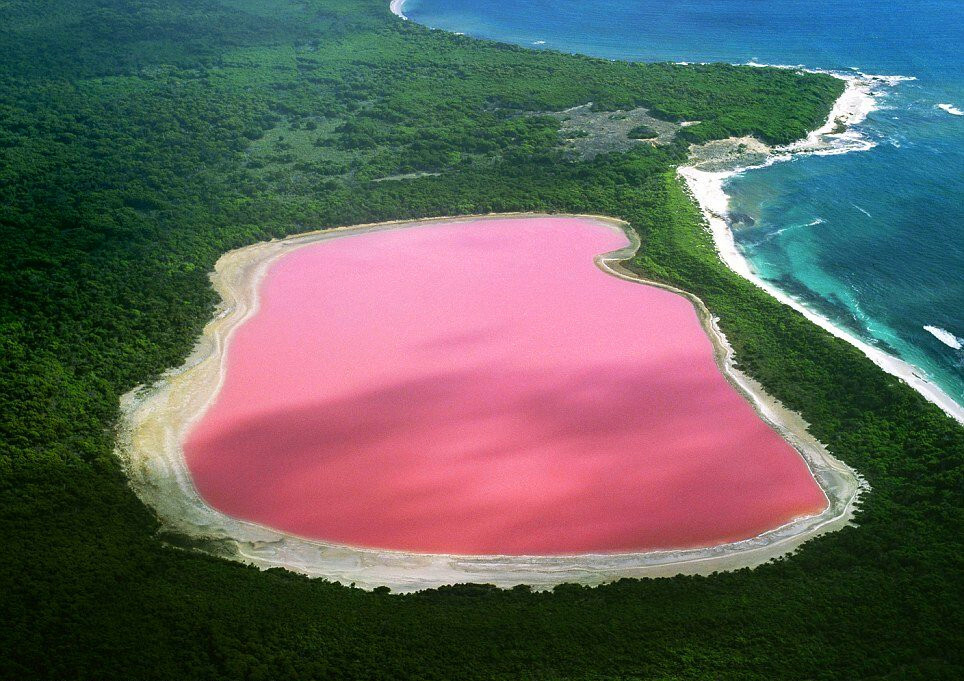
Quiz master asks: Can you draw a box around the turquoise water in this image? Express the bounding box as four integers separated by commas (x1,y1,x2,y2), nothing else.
403,0,964,407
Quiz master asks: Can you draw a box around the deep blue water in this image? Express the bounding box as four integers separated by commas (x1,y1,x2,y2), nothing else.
404,0,964,406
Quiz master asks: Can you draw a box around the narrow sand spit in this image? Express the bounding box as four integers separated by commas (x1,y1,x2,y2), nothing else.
117,214,863,592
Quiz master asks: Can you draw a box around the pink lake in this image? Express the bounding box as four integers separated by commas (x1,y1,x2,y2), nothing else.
184,217,827,555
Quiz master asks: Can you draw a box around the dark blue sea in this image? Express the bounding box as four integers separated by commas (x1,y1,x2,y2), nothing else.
402,0,964,409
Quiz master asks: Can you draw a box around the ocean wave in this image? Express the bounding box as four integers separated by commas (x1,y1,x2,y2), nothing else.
751,218,825,245
846,69,917,86
744,62,916,84
745,60,807,70
533,40,546,45
937,103,963,116
924,326,963,350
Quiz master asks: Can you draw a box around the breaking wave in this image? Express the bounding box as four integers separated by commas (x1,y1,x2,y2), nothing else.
924,326,962,350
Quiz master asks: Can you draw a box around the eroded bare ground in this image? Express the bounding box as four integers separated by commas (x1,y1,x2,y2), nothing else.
548,104,682,160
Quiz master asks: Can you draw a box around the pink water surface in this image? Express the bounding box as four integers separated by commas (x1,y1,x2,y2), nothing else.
184,217,827,555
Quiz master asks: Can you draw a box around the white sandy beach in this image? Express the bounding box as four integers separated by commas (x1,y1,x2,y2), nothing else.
679,71,964,425
117,213,862,593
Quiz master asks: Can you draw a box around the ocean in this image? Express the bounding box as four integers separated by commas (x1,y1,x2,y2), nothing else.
399,0,964,414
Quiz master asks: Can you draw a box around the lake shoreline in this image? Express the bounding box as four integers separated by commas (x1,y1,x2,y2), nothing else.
117,213,862,592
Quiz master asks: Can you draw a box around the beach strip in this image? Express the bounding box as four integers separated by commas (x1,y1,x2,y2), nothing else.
679,72,964,425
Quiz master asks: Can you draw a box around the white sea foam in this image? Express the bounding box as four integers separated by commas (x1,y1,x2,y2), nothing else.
851,203,872,218
780,76,877,153
533,40,547,45
746,60,807,70
679,68,963,423
743,64,916,156
389,0,408,20
924,326,963,350
938,103,963,116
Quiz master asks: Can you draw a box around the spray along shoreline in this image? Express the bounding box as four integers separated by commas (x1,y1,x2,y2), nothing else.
117,214,863,593
679,68,964,424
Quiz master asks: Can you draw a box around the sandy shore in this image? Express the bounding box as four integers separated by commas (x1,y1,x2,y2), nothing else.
117,213,862,592
679,71,964,425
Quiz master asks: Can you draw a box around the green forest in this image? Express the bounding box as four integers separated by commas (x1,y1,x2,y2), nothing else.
1,1,961,679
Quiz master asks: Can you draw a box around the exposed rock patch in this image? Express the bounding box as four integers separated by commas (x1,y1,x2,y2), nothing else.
549,104,680,160
686,136,772,172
